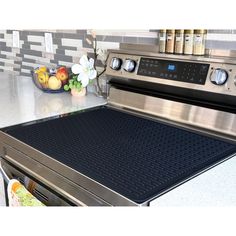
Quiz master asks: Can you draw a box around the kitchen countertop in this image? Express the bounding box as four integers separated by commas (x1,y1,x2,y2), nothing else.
0,72,106,206
150,155,236,206
0,72,107,129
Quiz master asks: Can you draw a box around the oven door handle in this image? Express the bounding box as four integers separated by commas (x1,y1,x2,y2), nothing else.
0,159,10,184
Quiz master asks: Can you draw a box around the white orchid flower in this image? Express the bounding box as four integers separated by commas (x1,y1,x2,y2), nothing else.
71,55,97,87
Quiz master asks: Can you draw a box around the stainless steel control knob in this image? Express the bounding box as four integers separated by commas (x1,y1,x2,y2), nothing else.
210,68,228,85
110,57,122,70
123,59,136,72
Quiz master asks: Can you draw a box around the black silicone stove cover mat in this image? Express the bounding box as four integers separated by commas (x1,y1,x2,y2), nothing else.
6,107,236,204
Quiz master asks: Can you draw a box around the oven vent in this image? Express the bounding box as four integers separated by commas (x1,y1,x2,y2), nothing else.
33,188,49,203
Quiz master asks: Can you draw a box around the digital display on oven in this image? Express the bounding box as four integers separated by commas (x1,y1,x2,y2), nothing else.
167,64,176,72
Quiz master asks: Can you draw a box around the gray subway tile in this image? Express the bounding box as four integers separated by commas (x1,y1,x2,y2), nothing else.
0,33,4,38
122,36,138,44
20,49,42,57
21,31,45,36
0,42,6,46
20,34,28,41
207,29,235,34
1,46,12,52
5,62,19,68
149,29,159,32
76,30,87,35
0,61,4,66
62,33,84,39
23,58,36,63
57,45,77,50
206,40,236,50
82,37,93,48
52,32,64,38
56,49,65,55
21,65,34,70
22,44,31,49
14,61,22,65
54,54,73,62
20,72,31,77
20,31,27,37
53,38,62,45
56,29,77,34
47,61,58,66
0,69,3,72
137,37,158,45
96,35,123,42
29,42,42,45
0,54,7,59
6,30,13,34
49,60,59,64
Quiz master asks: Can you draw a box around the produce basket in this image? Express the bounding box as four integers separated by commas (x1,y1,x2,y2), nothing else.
32,66,70,93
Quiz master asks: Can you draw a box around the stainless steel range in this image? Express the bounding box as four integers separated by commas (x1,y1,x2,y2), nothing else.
1,45,236,206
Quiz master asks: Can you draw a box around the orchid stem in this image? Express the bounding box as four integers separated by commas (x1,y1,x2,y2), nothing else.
92,37,102,94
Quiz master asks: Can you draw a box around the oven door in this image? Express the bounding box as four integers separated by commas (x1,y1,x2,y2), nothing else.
0,158,74,206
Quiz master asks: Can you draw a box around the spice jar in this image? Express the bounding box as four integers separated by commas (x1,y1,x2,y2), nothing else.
166,29,175,53
193,29,207,55
174,29,184,54
159,29,166,53
184,29,194,55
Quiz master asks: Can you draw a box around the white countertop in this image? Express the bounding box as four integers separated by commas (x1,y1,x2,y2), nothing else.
0,72,106,128
150,154,236,206
0,72,106,206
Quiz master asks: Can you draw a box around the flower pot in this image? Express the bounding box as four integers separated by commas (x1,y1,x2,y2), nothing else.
71,88,86,97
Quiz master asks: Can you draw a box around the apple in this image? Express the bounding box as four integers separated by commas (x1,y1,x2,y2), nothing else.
48,76,62,90
56,67,68,84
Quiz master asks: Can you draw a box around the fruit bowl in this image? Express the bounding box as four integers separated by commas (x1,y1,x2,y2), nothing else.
32,66,70,93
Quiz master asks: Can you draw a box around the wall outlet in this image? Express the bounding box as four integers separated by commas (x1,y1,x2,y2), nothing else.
12,31,20,48
44,33,53,53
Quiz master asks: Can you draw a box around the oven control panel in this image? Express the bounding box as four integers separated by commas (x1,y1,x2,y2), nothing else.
137,57,209,85
105,51,236,97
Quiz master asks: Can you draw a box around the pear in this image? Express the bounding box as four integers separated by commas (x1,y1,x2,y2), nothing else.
48,76,62,90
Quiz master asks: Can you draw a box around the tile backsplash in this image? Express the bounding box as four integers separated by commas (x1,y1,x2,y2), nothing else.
0,29,235,77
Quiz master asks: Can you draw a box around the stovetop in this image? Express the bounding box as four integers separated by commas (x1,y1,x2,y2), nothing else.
5,106,236,204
